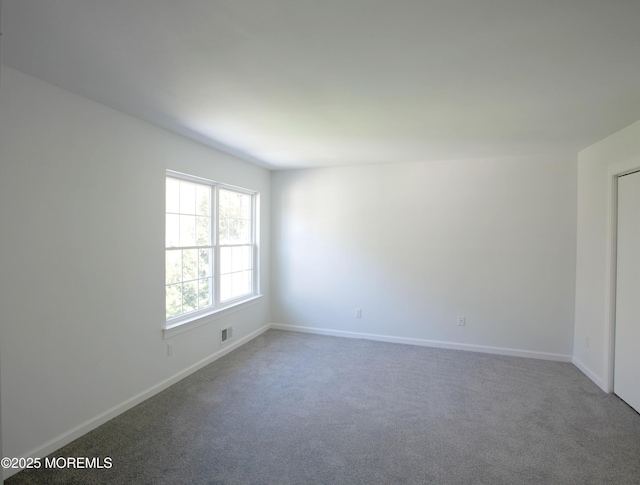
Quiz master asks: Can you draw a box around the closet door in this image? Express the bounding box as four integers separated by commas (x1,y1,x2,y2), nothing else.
614,170,640,412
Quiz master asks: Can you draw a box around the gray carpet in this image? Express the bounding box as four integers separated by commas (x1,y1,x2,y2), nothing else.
7,329,640,484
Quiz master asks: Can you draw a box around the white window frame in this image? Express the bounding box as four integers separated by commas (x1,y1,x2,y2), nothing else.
164,170,260,337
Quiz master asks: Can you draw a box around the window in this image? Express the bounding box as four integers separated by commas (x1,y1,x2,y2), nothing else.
165,171,258,325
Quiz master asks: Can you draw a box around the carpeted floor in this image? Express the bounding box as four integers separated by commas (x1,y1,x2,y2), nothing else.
7,329,640,484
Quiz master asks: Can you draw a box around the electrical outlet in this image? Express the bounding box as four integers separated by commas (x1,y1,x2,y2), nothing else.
457,316,466,326
585,336,589,348
167,342,173,356
355,308,362,318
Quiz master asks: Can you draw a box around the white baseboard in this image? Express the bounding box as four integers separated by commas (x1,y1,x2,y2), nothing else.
269,323,573,362
572,356,605,391
3,324,270,480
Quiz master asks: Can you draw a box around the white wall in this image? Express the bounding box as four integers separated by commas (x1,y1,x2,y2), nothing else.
0,2,5,479
0,67,270,476
573,119,640,391
272,156,577,359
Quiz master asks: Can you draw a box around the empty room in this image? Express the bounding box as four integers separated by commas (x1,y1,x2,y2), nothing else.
1,1,640,483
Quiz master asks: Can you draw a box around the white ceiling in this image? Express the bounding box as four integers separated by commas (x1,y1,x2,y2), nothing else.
3,0,640,170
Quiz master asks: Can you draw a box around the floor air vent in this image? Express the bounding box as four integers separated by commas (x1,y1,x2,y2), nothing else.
221,326,233,344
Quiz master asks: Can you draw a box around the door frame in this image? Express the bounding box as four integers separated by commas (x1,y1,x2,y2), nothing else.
604,158,640,394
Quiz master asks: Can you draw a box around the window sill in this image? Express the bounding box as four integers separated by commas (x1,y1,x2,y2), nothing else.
163,295,263,339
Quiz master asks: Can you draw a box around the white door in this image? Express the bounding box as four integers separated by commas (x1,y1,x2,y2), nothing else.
614,170,640,412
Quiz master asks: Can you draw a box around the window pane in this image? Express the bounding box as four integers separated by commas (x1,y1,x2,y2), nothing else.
166,178,180,213
199,249,211,278
196,217,210,245
218,190,252,245
231,272,242,297
237,219,250,244
182,281,197,313
218,217,228,245
220,247,232,275
220,274,232,302
196,185,210,216
198,278,212,308
245,270,253,294
180,215,196,246
231,246,242,272
166,249,181,284
166,284,182,319
228,191,240,216
218,189,230,218
220,246,252,275
242,246,253,271
232,271,251,298
180,181,196,214
240,193,251,218
166,214,180,247
225,218,238,244
228,218,245,244
183,249,198,281
220,271,251,302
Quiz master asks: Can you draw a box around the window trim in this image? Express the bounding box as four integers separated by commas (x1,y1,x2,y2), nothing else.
163,294,263,339
165,170,260,333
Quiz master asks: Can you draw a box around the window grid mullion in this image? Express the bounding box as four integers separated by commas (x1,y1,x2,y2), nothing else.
213,185,220,307
180,249,184,316
252,194,257,294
